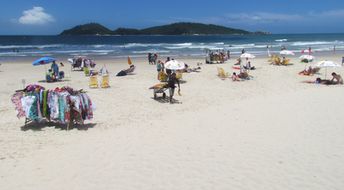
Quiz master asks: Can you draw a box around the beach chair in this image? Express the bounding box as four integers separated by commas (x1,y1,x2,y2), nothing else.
101,75,110,88
158,71,168,82
281,59,290,66
89,75,98,88
176,71,183,80
217,67,228,79
125,65,136,74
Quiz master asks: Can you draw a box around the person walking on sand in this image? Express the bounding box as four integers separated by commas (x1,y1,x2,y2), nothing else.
166,72,180,104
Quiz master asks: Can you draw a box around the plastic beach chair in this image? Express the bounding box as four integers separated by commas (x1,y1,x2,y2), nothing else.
217,67,228,79
176,71,183,80
89,75,98,88
101,75,110,88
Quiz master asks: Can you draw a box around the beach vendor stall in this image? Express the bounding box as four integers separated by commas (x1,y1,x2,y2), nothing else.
205,49,229,64
11,84,94,130
68,56,96,71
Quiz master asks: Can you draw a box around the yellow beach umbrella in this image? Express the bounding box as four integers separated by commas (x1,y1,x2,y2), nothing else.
128,56,132,65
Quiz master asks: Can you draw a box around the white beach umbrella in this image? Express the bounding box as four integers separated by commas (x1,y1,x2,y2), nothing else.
300,55,314,61
317,60,341,78
165,60,186,70
280,50,295,56
240,53,256,59
317,60,341,68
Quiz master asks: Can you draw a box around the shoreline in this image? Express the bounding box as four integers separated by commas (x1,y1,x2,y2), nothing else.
0,50,343,64
1,52,344,189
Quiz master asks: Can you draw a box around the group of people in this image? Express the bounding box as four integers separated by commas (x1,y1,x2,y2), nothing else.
206,50,230,64
315,72,343,85
150,56,181,103
148,53,158,65
47,61,64,82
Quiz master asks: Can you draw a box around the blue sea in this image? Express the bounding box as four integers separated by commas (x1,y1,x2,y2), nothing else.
0,34,343,59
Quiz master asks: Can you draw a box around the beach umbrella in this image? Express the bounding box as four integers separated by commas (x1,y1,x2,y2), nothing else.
240,53,256,59
32,57,56,66
300,55,314,61
165,60,185,70
316,60,341,79
300,55,314,64
128,56,132,65
280,50,295,56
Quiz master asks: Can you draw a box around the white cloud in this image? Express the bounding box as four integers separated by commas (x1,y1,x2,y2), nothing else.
224,9,344,25
18,7,55,25
225,12,304,24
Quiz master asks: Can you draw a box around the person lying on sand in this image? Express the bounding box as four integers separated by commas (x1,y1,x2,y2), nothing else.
304,77,342,85
331,72,343,85
185,66,201,73
299,66,320,76
116,65,135,77
231,72,241,81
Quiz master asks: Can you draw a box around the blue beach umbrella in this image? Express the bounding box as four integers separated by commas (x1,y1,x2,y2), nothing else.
32,57,56,66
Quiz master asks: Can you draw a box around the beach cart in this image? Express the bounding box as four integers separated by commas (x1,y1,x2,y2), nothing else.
149,83,168,99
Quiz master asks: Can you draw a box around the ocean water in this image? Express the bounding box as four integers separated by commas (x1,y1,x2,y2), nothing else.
0,34,343,59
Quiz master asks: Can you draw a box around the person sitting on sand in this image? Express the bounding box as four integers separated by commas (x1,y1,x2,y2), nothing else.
244,61,256,70
238,70,250,80
331,72,343,85
46,69,56,82
231,72,240,81
166,72,180,104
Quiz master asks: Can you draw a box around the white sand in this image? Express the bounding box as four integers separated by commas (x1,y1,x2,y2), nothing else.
0,54,344,190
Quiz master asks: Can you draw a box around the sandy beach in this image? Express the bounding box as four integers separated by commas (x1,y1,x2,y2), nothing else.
1,53,344,190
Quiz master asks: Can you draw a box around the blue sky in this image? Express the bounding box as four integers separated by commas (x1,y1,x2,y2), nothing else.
1,0,344,34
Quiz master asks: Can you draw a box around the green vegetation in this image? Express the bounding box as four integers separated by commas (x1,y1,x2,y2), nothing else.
60,22,257,35
60,23,113,35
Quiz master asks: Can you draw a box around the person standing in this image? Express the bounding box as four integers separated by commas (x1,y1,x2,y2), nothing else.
153,53,158,65
157,60,164,80
51,61,59,79
227,50,230,60
166,72,180,104
148,53,152,64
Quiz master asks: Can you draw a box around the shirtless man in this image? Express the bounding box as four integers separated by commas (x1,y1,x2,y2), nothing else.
331,72,343,85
